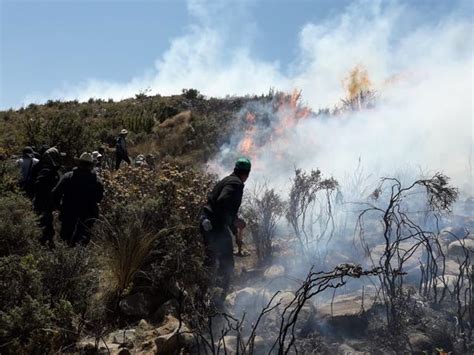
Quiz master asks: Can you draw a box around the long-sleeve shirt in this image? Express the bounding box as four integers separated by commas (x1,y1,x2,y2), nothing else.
16,157,38,182
52,167,104,219
116,136,128,157
204,173,244,227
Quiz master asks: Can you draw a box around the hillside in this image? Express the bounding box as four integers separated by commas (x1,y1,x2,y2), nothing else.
0,89,273,166
0,88,473,355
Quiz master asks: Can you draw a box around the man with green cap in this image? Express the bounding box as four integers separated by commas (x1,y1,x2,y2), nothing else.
200,157,251,295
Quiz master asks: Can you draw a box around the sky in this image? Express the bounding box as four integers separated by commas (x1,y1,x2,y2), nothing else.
1,0,471,109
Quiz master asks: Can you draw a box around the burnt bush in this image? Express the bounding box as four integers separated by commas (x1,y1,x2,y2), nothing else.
243,184,285,263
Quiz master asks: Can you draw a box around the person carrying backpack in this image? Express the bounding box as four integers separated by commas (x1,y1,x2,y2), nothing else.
200,158,251,295
33,147,61,247
115,129,131,169
52,152,104,246
16,146,39,198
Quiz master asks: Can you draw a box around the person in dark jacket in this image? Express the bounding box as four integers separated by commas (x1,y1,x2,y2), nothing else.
52,152,104,246
115,129,131,170
33,147,61,247
200,158,251,294
16,146,39,198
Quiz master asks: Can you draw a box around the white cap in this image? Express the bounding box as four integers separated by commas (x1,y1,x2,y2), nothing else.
79,152,94,163
120,129,128,135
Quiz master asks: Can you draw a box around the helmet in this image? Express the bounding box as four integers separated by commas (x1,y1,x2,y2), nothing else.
235,157,251,172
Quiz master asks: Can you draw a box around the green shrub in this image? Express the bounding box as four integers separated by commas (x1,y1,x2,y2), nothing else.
0,193,40,257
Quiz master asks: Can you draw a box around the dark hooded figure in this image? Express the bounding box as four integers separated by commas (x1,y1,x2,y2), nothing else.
200,158,251,295
115,129,131,169
33,147,61,247
52,152,104,246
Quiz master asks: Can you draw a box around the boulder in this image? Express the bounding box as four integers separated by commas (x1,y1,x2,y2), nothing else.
263,291,316,337
408,332,432,353
153,299,179,323
109,329,136,345
317,290,377,337
318,291,376,318
447,239,474,260
155,315,193,354
119,292,152,318
225,287,271,311
216,335,237,353
443,259,461,276
263,265,285,279
77,337,120,354
338,343,368,355
370,241,423,271
156,315,181,336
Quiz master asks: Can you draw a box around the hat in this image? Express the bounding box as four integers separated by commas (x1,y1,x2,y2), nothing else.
92,151,102,159
79,152,94,164
22,146,34,157
120,129,128,135
235,157,251,172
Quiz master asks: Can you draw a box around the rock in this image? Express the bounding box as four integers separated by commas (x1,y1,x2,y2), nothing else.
337,343,370,354
109,329,136,345
443,259,461,276
153,299,179,323
78,337,120,354
225,287,271,311
447,239,474,260
215,335,237,353
370,241,423,270
439,227,468,245
317,290,377,337
408,332,432,352
318,291,376,318
251,335,267,353
138,318,152,330
338,343,356,354
263,265,285,279
119,292,152,318
263,291,316,337
155,315,193,354
156,315,181,336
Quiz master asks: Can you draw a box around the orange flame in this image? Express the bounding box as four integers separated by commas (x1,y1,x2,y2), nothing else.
343,65,372,100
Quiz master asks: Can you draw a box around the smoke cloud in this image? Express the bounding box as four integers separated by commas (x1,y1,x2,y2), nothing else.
25,0,472,192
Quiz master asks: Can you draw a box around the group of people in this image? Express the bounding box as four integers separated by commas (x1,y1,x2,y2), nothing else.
17,146,104,247
17,130,252,299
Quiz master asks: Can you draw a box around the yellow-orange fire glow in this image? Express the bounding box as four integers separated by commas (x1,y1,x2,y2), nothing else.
343,64,372,100
237,89,312,160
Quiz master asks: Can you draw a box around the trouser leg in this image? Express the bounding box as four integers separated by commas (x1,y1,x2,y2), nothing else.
115,155,123,170
60,216,78,246
74,218,95,246
39,210,54,248
216,227,235,293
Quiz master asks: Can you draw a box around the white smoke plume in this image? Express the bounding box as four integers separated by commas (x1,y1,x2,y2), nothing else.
24,0,472,193
205,1,473,195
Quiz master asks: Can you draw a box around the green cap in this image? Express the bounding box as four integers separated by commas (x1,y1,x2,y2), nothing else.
235,157,251,171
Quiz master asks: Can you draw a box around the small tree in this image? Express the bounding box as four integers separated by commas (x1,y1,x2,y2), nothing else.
286,169,338,258
244,184,284,263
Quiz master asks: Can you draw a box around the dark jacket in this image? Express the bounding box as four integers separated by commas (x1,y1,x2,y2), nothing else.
203,173,244,228
33,165,60,213
116,136,128,158
52,167,104,220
